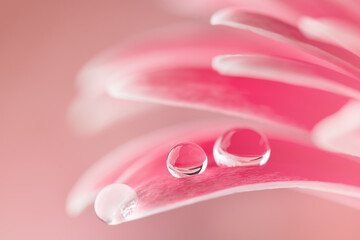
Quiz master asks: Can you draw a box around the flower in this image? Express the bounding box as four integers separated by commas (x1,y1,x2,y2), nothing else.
67,0,360,224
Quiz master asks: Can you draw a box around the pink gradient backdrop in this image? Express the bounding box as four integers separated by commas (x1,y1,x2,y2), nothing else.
1,0,360,239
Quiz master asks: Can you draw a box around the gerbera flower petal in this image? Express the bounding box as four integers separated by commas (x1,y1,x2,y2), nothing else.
106,65,347,129
69,2,360,225
213,54,360,99
312,100,360,157
70,23,333,134
211,8,360,76
272,0,360,24
67,120,360,224
299,17,360,55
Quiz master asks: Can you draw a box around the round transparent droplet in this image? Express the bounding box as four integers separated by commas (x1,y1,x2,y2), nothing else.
167,142,208,178
94,183,138,225
213,128,271,167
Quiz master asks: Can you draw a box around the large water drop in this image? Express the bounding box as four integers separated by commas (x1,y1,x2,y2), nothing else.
167,142,208,178
94,183,138,225
213,128,270,167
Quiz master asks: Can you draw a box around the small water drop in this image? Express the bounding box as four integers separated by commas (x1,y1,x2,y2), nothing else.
94,183,138,225
213,128,270,167
167,142,208,178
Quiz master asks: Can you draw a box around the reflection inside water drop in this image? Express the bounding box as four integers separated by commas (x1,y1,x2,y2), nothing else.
213,128,270,167
94,183,138,225
167,142,208,178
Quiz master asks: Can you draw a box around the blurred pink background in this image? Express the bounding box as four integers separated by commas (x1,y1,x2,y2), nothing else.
1,0,360,239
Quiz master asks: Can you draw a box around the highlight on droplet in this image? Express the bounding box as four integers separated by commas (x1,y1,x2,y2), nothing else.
213,128,270,167
167,142,208,178
94,183,138,225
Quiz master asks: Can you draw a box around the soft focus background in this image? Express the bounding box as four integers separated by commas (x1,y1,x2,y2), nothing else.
1,0,360,239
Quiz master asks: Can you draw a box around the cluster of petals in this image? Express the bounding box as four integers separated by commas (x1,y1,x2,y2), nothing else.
67,0,360,223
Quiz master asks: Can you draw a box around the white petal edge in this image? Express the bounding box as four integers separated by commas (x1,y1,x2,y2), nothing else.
212,54,360,99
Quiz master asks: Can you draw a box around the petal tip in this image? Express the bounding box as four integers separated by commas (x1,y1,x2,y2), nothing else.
210,8,234,26
211,55,224,72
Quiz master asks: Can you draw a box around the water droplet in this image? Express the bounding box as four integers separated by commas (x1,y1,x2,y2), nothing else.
94,183,138,225
213,128,270,167
167,142,208,178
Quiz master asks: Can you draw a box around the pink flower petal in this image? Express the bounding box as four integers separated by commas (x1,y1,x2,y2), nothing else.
299,17,360,55
211,8,360,76
68,53,157,135
106,65,347,129
67,120,360,224
71,23,338,134
213,54,360,99
69,23,315,134
312,100,360,157
68,21,360,224
67,119,308,216
160,0,360,26
273,0,360,24
233,0,360,25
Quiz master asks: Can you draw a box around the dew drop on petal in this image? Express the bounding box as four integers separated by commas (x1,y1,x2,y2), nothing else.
94,183,138,225
167,142,208,178
213,128,271,167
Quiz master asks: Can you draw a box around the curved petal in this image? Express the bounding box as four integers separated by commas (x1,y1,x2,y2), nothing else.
271,0,360,24
211,9,360,77
273,0,360,24
213,54,360,99
71,23,338,134
68,54,157,135
299,17,360,55
160,0,360,25
312,100,360,157
106,65,347,129
67,119,309,216
231,0,360,25
67,120,360,224
70,23,319,134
